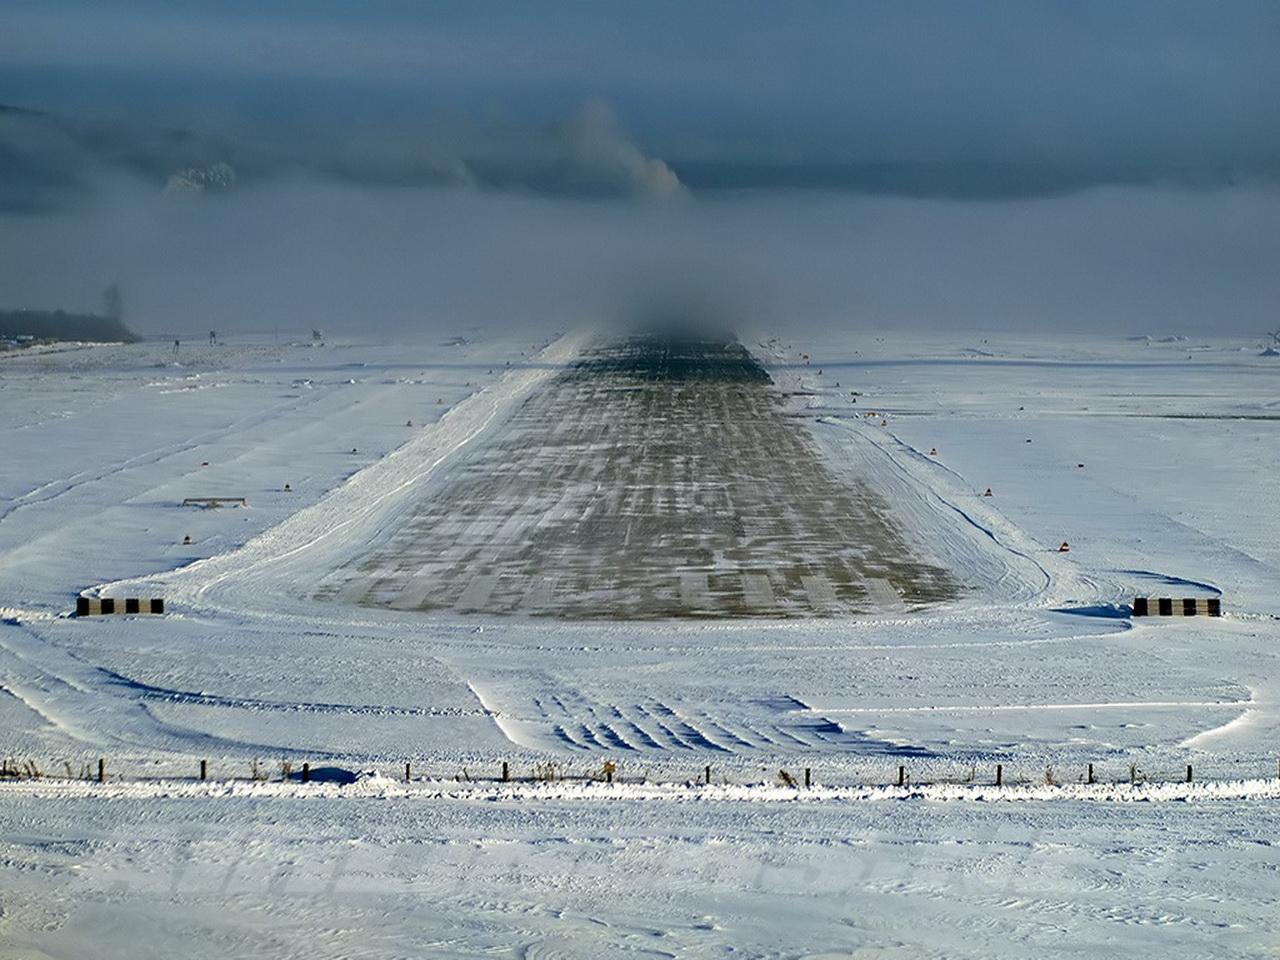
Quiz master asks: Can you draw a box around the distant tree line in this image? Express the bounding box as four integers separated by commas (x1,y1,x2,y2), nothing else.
0,308,139,344
0,283,140,344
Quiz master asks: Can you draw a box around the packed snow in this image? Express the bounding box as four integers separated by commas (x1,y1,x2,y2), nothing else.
1,328,1278,957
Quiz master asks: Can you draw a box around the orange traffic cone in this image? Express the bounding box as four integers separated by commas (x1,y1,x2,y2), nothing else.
983,488,993,497
1058,541,1070,552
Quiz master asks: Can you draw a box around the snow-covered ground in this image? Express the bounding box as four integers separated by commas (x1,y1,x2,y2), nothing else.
3,776,1277,959
2,328,1278,956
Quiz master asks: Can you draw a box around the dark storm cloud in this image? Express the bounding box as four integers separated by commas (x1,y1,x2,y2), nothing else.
3,1,1280,174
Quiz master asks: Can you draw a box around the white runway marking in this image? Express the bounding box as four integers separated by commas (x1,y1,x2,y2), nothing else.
522,576,556,610
680,571,710,609
392,565,439,610
864,577,908,612
801,573,837,610
740,573,776,609
456,574,498,611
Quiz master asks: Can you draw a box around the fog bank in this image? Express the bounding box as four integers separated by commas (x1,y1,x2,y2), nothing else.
2,177,1277,340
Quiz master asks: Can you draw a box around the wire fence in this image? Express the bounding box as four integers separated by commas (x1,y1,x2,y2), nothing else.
4,753,1279,792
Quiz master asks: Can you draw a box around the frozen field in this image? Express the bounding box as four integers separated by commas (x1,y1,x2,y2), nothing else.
3,777,1279,960
2,327,1279,956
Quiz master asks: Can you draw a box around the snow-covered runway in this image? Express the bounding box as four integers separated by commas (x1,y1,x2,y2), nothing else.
320,334,959,618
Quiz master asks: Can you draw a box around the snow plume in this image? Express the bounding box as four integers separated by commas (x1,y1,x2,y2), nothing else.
0,96,683,209
555,99,686,200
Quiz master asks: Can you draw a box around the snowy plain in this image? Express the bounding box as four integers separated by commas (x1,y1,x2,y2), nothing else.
1,327,1278,958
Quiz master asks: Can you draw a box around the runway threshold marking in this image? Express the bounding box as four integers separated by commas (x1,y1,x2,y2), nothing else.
335,576,377,605
456,574,499,611
864,577,907,613
801,573,838,612
680,571,711,610
741,573,776,609
392,565,441,610
523,576,556,609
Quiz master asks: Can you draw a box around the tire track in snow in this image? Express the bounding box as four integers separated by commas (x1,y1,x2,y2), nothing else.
803,698,1252,715
98,668,482,718
0,379,329,525
0,621,326,756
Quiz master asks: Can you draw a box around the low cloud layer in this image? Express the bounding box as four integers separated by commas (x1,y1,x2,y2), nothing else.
2,3,1277,342
2,171,1276,339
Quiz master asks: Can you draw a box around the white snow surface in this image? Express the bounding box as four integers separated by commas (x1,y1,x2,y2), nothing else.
2,328,1278,957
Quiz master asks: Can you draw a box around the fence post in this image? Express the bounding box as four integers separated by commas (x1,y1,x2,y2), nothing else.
1086,762,1094,785
1129,763,1137,784
1186,764,1192,783
804,767,811,789
995,764,1002,786
97,758,105,783
200,759,207,781
302,762,310,783
704,764,711,785
897,765,905,787
502,761,510,783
